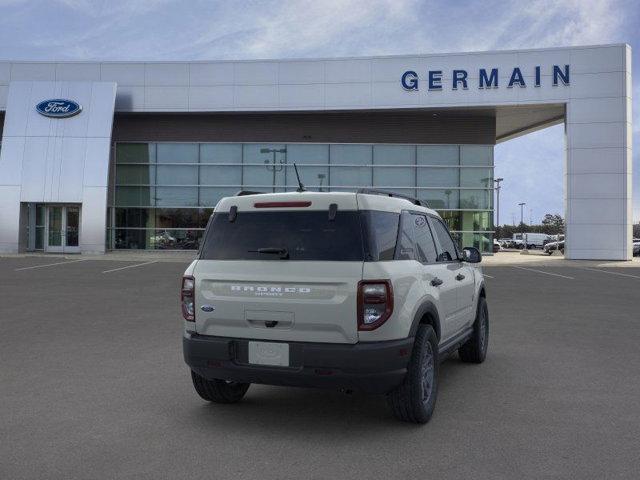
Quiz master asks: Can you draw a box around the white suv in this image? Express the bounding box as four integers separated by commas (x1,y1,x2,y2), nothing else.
182,190,488,423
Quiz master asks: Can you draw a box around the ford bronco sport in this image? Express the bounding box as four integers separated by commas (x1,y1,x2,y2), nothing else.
182,189,488,423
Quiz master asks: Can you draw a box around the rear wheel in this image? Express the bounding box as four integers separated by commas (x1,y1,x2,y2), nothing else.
190,370,250,403
459,296,489,363
387,325,439,424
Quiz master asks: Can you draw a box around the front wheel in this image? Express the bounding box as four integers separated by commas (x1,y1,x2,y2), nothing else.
190,370,250,403
387,325,439,424
459,296,489,363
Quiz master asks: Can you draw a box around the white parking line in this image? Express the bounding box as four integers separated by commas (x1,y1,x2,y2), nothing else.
512,266,575,280
102,261,158,274
15,259,86,271
580,267,640,279
482,273,494,279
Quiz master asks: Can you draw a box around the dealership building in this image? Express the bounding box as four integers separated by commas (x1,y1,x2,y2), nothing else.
0,44,633,259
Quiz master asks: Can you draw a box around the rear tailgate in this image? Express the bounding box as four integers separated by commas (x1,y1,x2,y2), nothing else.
194,261,361,343
194,192,363,344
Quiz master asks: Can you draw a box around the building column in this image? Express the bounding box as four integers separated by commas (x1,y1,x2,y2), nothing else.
80,186,108,254
0,187,21,253
564,46,632,260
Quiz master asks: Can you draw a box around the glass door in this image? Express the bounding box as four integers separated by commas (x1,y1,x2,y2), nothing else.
64,206,80,253
45,205,81,253
46,206,64,253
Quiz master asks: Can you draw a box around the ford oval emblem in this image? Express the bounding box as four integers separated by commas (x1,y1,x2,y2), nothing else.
200,305,215,312
36,99,82,118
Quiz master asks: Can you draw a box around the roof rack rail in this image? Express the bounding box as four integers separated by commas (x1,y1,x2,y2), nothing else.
356,188,429,208
235,190,265,196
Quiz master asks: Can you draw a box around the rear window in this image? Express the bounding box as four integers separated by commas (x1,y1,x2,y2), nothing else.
199,209,404,262
200,211,365,261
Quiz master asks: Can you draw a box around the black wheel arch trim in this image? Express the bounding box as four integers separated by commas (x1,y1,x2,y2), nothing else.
409,301,441,341
478,279,487,298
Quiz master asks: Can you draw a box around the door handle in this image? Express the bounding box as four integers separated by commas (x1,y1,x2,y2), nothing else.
456,274,466,281
430,277,443,287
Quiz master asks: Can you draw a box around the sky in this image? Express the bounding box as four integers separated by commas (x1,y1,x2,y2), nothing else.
0,0,638,225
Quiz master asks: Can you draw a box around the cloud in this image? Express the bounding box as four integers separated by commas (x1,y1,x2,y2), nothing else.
0,0,637,221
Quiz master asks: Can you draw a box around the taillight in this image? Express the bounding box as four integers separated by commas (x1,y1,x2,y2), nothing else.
181,275,195,321
357,280,393,331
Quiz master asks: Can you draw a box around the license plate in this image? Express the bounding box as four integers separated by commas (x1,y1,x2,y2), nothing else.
248,341,289,367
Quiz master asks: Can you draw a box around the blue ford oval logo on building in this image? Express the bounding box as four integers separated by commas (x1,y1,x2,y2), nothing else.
36,99,82,118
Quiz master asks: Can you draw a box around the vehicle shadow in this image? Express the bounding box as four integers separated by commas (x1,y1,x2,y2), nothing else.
178,355,473,434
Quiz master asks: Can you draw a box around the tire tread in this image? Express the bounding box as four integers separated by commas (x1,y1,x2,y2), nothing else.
191,370,250,403
459,297,488,364
387,325,438,424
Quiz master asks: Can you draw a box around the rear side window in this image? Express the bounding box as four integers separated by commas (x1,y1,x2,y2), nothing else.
394,212,438,263
360,211,400,261
200,211,364,261
412,214,438,263
395,213,416,260
431,217,459,262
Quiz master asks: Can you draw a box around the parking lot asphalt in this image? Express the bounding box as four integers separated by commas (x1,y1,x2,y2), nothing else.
1,257,640,479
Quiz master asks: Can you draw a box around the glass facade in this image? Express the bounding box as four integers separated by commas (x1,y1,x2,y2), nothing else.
109,142,494,252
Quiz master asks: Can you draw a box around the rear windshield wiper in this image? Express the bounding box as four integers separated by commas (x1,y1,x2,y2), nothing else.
248,247,290,259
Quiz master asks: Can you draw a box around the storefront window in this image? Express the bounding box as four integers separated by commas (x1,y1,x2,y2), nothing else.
460,189,493,209
200,143,242,164
419,189,459,209
285,144,329,189
460,167,493,188
111,142,495,252
417,145,459,165
242,143,286,189
373,145,415,188
418,168,459,188
459,232,493,252
116,143,155,163
157,143,198,164
461,145,493,165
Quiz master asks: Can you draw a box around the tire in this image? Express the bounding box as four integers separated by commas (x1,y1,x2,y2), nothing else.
387,325,439,424
190,370,250,404
459,296,489,364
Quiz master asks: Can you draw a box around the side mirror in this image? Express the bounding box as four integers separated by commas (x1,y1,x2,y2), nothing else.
462,247,482,263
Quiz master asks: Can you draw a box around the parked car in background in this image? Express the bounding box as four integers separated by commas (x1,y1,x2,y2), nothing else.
498,238,515,249
493,239,501,253
513,233,553,249
544,240,565,255
633,238,640,256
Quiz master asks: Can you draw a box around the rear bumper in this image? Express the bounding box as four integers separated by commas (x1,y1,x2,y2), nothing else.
183,332,413,394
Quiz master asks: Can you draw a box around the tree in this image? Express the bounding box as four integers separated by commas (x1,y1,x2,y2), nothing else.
541,214,564,230
493,214,565,238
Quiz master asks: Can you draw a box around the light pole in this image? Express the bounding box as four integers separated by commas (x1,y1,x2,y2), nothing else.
261,147,287,193
494,178,503,227
518,202,527,252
